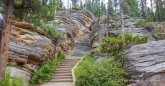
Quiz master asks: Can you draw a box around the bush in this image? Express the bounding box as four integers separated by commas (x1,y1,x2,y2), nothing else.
75,55,126,86
75,34,148,86
99,33,148,58
135,20,146,27
0,72,24,86
152,29,162,40
40,24,65,40
29,52,65,85
146,15,154,22
72,6,82,11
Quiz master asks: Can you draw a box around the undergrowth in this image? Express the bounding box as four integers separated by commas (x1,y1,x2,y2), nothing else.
75,55,126,86
0,72,24,86
75,33,148,86
99,33,148,57
29,52,65,86
40,23,65,40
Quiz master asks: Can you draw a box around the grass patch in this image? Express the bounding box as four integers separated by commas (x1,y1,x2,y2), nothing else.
0,72,24,86
29,52,65,85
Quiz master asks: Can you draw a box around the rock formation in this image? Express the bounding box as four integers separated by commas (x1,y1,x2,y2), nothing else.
7,10,99,85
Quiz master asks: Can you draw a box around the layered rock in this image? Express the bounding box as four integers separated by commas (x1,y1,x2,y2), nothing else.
7,10,99,85
51,10,98,55
124,40,165,86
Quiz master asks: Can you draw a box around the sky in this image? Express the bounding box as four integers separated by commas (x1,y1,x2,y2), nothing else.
62,0,151,9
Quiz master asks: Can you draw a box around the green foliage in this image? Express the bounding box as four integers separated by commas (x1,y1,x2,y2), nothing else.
84,0,106,18
29,52,65,85
151,27,165,40
0,72,24,86
75,34,148,86
40,23,65,40
72,6,82,11
57,52,65,61
123,0,140,17
56,1,66,10
100,33,148,57
146,15,154,22
135,20,146,27
75,55,126,86
0,0,56,26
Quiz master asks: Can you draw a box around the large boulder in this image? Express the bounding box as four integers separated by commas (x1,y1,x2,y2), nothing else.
124,40,165,86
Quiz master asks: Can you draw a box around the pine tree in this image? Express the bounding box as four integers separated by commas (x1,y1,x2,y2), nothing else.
120,0,124,35
0,0,56,80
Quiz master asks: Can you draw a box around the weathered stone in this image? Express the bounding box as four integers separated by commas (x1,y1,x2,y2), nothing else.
6,66,31,86
124,40,165,85
110,27,156,42
12,20,34,29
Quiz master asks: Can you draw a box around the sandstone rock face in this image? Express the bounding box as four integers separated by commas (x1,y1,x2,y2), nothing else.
8,21,55,84
124,40,165,86
52,10,98,55
9,25,54,67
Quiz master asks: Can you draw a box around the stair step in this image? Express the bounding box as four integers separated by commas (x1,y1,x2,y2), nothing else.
59,63,77,65
50,79,72,82
53,73,71,76
59,63,76,65
62,61,79,63
52,76,72,79
63,59,80,61
57,66,74,68
56,67,72,70
54,70,71,73
64,59,80,60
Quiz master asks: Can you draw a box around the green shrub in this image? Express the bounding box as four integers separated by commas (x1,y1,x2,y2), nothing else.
75,34,148,86
100,33,148,58
135,20,146,27
72,6,82,11
40,24,65,40
29,52,65,85
146,15,154,22
152,29,162,40
0,72,24,86
75,55,126,86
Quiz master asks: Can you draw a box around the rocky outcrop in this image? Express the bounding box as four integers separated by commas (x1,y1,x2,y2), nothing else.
50,10,98,55
9,24,54,68
124,40,165,86
7,21,55,84
92,15,165,86
7,10,99,85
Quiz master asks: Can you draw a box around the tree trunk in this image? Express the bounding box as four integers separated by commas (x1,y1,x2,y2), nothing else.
151,0,153,12
0,0,14,80
106,0,110,37
156,0,161,21
71,0,76,7
144,0,147,18
80,0,82,8
120,0,124,35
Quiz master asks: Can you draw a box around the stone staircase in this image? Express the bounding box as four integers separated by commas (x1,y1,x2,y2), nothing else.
50,58,80,82
36,35,92,86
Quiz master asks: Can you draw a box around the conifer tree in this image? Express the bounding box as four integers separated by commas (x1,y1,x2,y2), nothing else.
0,0,56,80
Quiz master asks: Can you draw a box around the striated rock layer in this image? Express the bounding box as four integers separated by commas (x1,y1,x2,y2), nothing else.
7,10,99,85
125,40,165,86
